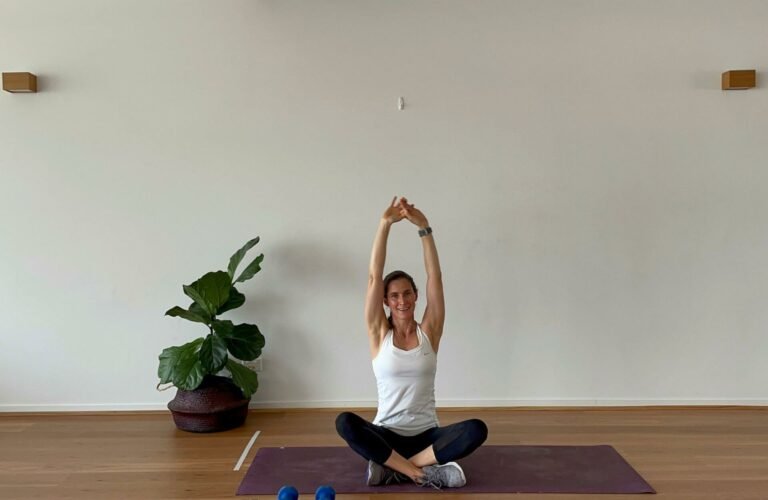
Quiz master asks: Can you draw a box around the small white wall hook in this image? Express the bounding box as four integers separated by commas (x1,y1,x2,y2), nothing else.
398,97,405,110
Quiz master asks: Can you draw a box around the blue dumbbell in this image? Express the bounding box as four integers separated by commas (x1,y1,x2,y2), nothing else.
315,485,335,500
277,485,299,500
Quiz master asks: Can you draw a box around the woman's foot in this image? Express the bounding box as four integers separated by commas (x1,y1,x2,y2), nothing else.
366,460,409,486
417,461,466,489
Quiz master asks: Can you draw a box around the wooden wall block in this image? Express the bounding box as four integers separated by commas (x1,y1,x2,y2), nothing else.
2,72,38,93
721,70,756,90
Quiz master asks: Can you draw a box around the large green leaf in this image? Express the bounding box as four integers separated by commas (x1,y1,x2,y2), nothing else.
226,359,259,398
228,237,260,280
182,285,210,315
157,338,205,390
234,254,264,284
212,319,234,337
183,271,232,316
216,287,245,315
173,339,206,390
165,306,209,324
188,302,212,323
220,323,265,361
200,334,228,373
158,345,182,384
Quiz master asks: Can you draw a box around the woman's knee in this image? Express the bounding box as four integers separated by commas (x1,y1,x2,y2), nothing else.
466,419,488,445
335,411,362,439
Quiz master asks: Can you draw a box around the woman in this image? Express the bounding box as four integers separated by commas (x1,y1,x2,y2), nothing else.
336,196,488,489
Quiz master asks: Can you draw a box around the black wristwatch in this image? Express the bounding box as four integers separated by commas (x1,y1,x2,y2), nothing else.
418,226,433,237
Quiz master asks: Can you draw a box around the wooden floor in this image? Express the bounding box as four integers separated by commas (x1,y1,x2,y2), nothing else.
1,407,767,499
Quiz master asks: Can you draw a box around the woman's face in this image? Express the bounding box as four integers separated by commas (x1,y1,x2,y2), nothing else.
384,278,417,320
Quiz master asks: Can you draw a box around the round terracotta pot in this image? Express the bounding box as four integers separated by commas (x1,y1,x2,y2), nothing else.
167,375,250,432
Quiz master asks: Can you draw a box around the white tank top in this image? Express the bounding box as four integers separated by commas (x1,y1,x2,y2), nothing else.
372,324,439,436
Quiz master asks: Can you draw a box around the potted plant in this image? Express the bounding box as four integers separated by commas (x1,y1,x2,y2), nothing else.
158,237,265,432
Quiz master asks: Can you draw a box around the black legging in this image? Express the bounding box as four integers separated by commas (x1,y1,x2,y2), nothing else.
335,412,488,465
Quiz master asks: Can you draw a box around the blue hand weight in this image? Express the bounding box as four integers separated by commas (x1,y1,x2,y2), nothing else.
315,485,335,500
277,485,299,500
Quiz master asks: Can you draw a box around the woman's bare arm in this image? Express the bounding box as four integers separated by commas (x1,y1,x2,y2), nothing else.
365,197,404,356
399,199,445,351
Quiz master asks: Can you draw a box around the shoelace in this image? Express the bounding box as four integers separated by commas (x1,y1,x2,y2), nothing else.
382,471,408,486
419,478,443,490
416,473,444,490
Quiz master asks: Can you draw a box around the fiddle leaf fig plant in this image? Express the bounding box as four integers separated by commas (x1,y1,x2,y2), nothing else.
158,237,265,398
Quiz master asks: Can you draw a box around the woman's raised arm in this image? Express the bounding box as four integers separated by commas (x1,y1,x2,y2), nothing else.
365,198,404,350
399,198,445,351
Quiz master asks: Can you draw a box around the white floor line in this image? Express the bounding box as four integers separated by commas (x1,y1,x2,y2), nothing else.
234,430,261,471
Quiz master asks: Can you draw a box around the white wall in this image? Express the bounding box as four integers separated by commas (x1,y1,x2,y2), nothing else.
1,0,767,411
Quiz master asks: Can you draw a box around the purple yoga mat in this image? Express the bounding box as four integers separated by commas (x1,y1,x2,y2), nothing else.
236,445,655,495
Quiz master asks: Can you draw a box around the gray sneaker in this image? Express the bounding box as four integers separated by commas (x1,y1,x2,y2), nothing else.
418,461,467,489
366,460,409,486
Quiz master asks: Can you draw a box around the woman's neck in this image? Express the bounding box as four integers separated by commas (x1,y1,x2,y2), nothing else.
391,318,417,337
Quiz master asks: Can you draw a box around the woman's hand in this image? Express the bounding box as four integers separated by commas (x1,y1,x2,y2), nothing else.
398,197,429,229
382,196,405,224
